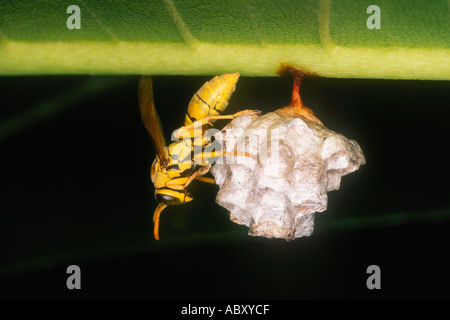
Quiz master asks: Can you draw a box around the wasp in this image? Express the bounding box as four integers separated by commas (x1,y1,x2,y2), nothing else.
138,73,260,240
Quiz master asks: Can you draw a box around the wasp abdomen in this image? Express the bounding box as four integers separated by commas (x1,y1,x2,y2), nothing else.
184,73,240,126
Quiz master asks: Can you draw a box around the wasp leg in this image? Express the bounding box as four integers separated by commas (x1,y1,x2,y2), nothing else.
193,151,256,164
165,165,212,190
153,203,168,240
195,176,216,184
173,109,261,139
201,109,261,125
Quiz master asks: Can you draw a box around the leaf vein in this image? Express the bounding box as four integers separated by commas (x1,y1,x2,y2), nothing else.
163,0,198,48
319,0,335,51
79,0,120,42
242,0,265,46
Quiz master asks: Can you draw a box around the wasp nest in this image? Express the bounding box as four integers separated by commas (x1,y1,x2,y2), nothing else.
211,78,366,240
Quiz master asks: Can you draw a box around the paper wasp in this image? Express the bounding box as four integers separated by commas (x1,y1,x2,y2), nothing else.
138,73,260,240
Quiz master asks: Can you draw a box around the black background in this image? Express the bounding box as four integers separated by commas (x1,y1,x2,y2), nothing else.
0,74,449,300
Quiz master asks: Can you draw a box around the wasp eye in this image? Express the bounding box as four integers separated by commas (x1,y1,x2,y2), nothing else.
150,159,159,182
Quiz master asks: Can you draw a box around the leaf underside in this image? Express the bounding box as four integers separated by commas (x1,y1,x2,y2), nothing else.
0,0,449,79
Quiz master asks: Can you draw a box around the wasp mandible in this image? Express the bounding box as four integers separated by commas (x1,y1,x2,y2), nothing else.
138,73,260,240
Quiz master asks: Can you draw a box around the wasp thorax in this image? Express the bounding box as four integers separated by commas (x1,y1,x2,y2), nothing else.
211,108,366,241
168,139,192,163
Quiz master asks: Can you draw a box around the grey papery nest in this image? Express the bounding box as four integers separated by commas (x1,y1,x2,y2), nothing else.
211,100,365,241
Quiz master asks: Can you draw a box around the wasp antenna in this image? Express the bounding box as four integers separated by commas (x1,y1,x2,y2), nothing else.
153,203,168,240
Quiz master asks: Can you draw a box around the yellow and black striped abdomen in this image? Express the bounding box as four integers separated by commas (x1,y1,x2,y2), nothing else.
184,73,240,126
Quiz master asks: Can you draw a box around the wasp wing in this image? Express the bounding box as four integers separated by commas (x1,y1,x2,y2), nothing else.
138,76,169,166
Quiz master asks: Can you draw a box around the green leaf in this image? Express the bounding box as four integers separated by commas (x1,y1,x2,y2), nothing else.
0,0,449,79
